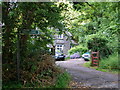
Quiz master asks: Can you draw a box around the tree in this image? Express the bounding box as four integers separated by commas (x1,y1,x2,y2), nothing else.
69,2,118,55
2,2,64,61
2,2,65,85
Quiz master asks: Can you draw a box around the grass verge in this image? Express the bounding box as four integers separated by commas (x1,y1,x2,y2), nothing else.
83,54,120,74
3,71,71,88
65,57,70,60
52,71,71,88
3,81,22,88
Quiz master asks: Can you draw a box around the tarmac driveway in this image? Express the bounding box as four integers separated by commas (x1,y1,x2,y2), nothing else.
55,58,119,88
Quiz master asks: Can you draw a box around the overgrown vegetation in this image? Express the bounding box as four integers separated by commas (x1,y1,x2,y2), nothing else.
65,57,70,60
52,71,71,88
2,2,69,88
87,36,112,58
3,52,61,88
83,53,119,73
99,53,119,70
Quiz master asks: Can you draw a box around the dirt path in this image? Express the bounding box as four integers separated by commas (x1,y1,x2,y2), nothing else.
55,58,119,88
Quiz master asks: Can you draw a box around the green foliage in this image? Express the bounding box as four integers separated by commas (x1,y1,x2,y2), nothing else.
3,51,61,88
2,2,65,88
21,52,61,87
99,53,119,70
83,61,91,68
2,2,64,62
65,56,70,60
3,82,22,88
68,45,88,55
69,2,118,56
52,72,71,88
83,53,119,73
86,35,112,58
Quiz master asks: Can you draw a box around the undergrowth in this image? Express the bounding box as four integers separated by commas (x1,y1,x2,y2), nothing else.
65,57,70,60
83,53,119,74
3,51,61,88
3,51,71,88
99,53,119,70
41,71,71,88
53,71,71,88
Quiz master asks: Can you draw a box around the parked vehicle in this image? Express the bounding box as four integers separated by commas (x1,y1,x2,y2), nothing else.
70,53,80,59
55,54,65,61
82,52,90,61
55,52,65,61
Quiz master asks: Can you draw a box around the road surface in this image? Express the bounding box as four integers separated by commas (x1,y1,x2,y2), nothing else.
55,58,119,88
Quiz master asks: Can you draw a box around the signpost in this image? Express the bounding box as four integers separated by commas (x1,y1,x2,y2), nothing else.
17,30,20,81
17,29,40,82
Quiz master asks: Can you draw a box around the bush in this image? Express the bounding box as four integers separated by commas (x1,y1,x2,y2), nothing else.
68,45,88,55
87,36,112,58
3,50,61,88
99,53,119,70
20,52,61,88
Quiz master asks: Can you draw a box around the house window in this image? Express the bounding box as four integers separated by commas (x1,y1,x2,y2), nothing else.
57,34,63,39
56,44,63,52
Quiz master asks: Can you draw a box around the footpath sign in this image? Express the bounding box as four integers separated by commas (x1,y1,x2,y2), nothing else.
21,29,40,35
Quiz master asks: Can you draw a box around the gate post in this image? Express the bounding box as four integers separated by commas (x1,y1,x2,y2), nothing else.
91,51,99,67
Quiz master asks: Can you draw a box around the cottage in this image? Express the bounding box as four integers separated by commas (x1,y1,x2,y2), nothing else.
48,31,77,56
